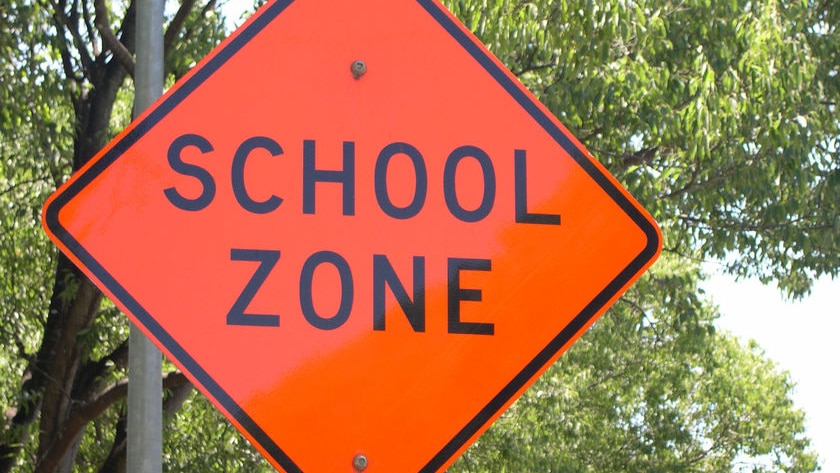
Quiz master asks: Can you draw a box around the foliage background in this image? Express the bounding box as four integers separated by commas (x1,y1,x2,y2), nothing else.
1,0,837,470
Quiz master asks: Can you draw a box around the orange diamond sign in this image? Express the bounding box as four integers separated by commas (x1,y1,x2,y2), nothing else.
43,0,661,471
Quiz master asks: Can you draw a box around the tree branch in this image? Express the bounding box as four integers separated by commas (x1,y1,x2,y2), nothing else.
43,0,85,83
657,162,734,201
93,0,134,77
35,371,189,473
164,0,197,59
72,339,129,401
67,0,95,74
97,409,127,473
0,254,81,473
620,146,660,171
82,0,100,57
95,376,194,473
36,276,103,468
163,381,194,419
76,0,135,168
512,61,554,77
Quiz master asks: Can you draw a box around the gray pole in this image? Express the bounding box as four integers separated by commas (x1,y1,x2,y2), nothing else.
128,0,164,470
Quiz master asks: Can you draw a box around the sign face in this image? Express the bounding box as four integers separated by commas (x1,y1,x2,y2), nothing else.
42,0,661,471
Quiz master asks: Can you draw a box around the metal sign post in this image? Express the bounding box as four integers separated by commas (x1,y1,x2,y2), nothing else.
127,0,164,470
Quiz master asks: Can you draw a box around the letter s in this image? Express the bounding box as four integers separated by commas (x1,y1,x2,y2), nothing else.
164,134,216,211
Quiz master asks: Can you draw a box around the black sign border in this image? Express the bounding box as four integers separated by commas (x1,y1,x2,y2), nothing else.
44,1,661,471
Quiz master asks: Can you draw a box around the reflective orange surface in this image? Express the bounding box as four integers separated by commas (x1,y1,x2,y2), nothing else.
42,0,660,471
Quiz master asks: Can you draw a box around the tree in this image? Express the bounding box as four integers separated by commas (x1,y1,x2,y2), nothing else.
450,257,818,472
0,0,836,470
1,0,224,470
447,0,839,297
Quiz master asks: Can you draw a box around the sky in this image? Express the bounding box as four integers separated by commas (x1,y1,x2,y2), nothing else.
703,270,839,472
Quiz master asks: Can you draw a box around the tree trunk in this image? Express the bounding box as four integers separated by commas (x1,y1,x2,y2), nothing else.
0,3,135,472
0,0,204,469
